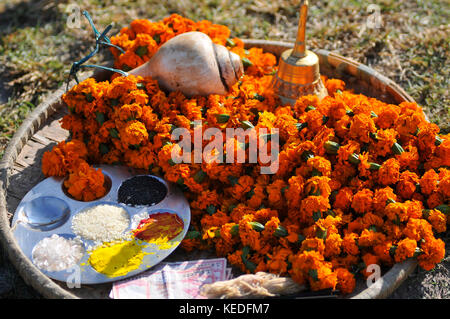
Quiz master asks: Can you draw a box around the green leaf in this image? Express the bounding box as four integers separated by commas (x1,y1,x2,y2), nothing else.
230,224,239,236
95,112,105,125
308,269,319,281
246,188,255,199
435,204,450,215
348,153,361,165
274,225,288,237
312,211,322,222
193,170,207,183
135,46,148,57
297,234,305,245
241,246,257,272
316,227,327,239
242,57,253,67
99,143,109,155
296,122,308,132
153,34,161,44
215,114,230,123
249,221,265,232
252,93,265,102
185,230,201,239
324,141,340,154
109,128,119,139
240,120,254,129
228,204,237,213
392,142,405,155
206,205,217,215
228,175,239,186
110,98,119,107
226,38,236,47
85,92,94,102
301,150,315,162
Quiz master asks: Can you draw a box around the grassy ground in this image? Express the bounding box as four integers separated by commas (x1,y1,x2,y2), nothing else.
0,0,449,298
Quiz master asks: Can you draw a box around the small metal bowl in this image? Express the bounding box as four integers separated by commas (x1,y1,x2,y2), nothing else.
21,196,70,231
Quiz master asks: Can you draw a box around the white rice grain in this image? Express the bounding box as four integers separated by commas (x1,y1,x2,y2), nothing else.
72,204,130,244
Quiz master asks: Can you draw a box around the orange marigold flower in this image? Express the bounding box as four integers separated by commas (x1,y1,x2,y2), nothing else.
394,238,417,263
41,140,88,177
419,169,439,196
349,113,376,144
120,120,148,147
373,241,394,266
336,140,360,165
324,78,345,96
246,184,266,209
351,189,374,214
435,138,450,166
63,161,106,202
123,145,156,169
304,176,332,198
376,104,400,129
342,233,359,255
266,247,292,275
300,238,325,255
373,187,397,214
335,268,356,295
267,178,289,209
402,218,434,241
333,187,353,211
298,196,330,224
425,209,447,233
371,129,397,157
417,122,440,158
293,95,319,115
306,156,332,177
358,229,386,247
378,158,400,186
396,144,420,171
396,171,419,200
417,236,445,271
324,233,342,258
437,168,450,198
229,175,254,200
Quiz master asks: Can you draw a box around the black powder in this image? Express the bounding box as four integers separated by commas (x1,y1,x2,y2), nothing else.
118,176,168,206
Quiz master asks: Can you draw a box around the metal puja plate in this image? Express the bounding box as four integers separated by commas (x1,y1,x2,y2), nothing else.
11,165,191,285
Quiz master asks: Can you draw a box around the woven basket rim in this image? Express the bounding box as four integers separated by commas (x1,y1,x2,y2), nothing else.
0,39,417,299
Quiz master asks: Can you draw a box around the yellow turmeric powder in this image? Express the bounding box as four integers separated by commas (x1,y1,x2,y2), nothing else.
88,240,147,277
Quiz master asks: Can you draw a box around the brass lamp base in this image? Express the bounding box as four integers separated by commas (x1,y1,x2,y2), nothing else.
272,49,328,105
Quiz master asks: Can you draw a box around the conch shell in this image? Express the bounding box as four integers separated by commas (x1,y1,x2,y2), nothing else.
130,31,243,97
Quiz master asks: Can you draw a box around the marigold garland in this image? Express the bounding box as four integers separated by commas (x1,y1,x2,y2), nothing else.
41,14,449,295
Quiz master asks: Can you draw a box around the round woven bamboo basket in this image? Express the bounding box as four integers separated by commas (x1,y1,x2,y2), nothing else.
0,39,419,299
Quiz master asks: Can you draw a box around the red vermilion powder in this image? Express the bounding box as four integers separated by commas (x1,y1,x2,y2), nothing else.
133,212,184,242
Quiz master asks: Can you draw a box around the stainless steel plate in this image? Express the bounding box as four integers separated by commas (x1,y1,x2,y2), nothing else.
11,165,191,284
